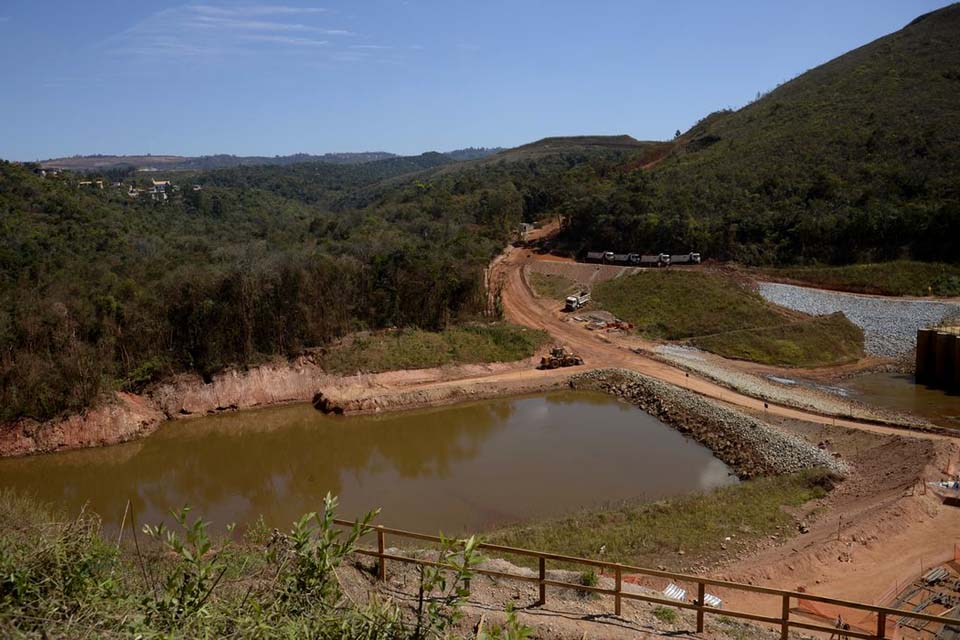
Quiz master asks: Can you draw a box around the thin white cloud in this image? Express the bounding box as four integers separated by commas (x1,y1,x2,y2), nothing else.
242,34,329,47
0,16,10,23
105,4,350,58
188,16,322,32
350,44,392,50
188,5,327,17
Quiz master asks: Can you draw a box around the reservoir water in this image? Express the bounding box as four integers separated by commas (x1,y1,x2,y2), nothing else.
843,372,960,430
0,391,736,535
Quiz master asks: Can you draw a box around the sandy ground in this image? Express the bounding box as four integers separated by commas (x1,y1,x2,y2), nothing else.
710,414,960,622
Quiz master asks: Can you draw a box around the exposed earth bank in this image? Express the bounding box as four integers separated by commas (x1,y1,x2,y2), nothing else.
0,354,548,457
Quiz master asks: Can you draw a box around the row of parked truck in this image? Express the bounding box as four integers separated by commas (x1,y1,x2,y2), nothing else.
584,251,701,267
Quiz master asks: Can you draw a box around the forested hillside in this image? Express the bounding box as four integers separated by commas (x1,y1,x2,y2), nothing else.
560,4,960,264
0,143,643,422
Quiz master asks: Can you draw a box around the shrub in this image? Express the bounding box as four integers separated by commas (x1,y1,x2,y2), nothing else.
653,605,679,624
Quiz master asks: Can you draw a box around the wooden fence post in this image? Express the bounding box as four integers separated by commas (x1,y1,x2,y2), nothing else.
537,556,546,606
697,582,706,632
377,527,386,582
876,612,887,640
781,593,790,640
615,566,622,617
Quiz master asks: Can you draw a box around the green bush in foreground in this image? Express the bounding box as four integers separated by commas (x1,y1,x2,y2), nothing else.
0,490,531,640
653,606,678,624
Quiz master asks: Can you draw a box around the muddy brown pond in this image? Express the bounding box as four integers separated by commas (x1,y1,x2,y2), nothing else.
0,391,736,535
843,372,960,429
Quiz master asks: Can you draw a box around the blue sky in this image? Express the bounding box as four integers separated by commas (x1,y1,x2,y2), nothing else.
0,1,951,160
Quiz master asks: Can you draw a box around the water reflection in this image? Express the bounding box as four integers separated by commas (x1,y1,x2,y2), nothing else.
0,392,737,535
843,372,960,429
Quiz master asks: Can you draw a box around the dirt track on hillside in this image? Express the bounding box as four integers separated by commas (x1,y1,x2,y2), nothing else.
493,245,951,440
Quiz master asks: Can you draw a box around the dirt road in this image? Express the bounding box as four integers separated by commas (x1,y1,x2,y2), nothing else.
494,245,954,442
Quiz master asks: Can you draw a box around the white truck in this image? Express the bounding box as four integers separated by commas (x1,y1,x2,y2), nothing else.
565,291,591,311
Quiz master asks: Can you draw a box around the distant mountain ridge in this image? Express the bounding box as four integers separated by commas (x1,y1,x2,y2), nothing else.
39,147,504,171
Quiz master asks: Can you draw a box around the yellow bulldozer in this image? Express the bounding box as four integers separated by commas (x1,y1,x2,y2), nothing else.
538,345,583,370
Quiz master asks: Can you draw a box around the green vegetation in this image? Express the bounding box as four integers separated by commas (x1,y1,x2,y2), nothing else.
592,271,864,366
560,5,960,265
593,271,784,340
760,261,960,297
4,5,959,422
691,313,864,367
319,323,549,374
528,272,578,300
484,470,834,571
652,606,679,624
2,146,619,422
0,490,531,639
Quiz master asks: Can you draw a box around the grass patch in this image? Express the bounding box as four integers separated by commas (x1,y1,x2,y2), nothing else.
653,606,679,624
690,313,864,367
483,469,834,571
760,261,960,297
320,323,550,374
529,272,578,300
592,271,785,340
592,271,865,366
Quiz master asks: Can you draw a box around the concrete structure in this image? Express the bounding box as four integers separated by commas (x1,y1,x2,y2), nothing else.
916,326,960,392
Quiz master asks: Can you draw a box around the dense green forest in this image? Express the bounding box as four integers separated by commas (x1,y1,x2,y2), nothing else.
559,4,960,264
0,146,640,422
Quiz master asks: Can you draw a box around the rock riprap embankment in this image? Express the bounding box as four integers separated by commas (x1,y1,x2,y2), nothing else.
757,282,960,357
570,369,848,478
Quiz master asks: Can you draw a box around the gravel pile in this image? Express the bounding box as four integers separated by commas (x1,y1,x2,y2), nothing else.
757,282,960,357
571,369,848,478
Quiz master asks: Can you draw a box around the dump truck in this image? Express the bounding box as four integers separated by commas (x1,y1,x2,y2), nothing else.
564,291,591,311
585,251,607,263
670,253,702,265
539,345,584,369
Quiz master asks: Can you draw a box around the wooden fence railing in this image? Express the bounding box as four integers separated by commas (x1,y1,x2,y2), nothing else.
334,519,959,640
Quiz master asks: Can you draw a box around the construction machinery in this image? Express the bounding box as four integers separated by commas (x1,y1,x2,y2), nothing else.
539,345,584,369
564,290,591,311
